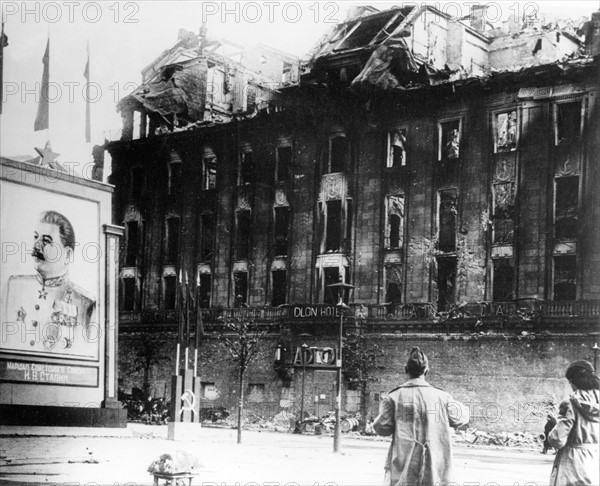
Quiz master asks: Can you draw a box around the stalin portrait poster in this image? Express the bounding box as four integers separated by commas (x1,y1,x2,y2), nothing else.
1,182,100,362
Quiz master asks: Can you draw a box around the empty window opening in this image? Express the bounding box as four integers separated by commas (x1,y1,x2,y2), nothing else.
125,221,140,267
532,38,542,54
234,271,249,307
236,210,252,260
202,157,217,190
495,111,517,152
492,259,514,302
493,183,515,244
163,275,177,310
556,102,581,144
386,195,405,249
330,136,347,173
439,120,460,160
438,189,457,252
199,273,212,308
555,176,579,240
271,270,287,306
325,200,342,252
122,277,136,311
274,206,290,256
388,129,407,167
436,257,457,312
554,255,576,301
169,162,182,195
276,146,291,182
240,151,254,185
131,167,144,199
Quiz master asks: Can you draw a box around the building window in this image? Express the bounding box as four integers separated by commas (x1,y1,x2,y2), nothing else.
125,220,141,267
239,151,254,185
438,189,457,252
555,101,581,145
492,183,515,244
234,271,248,307
200,213,215,261
554,255,576,301
320,266,350,304
494,110,517,152
385,264,402,312
492,258,514,302
276,146,291,182
165,217,179,265
163,275,177,310
236,210,252,260
199,273,211,308
555,176,578,241
274,206,290,256
168,160,183,195
246,85,257,112
325,200,342,252
387,129,407,168
324,135,348,174
436,257,457,312
385,195,404,249
202,156,217,190
121,277,136,311
131,167,144,199
438,119,461,161
272,270,287,306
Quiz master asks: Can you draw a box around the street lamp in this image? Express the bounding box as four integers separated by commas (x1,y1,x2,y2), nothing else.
593,343,599,372
327,281,355,453
299,343,308,431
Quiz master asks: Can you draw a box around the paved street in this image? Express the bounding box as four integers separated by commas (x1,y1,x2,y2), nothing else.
0,425,555,486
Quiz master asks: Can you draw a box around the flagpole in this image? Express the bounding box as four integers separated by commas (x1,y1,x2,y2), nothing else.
194,273,200,376
184,272,190,369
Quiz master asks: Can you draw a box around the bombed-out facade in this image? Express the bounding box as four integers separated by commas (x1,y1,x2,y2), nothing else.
108,5,600,432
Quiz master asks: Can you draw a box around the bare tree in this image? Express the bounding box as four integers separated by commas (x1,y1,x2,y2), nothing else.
218,317,267,444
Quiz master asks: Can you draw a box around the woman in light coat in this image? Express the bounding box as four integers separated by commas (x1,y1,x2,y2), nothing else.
548,360,599,486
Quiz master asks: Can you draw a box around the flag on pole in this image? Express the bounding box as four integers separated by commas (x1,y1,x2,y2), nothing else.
34,38,50,131
0,23,8,115
83,42,91,142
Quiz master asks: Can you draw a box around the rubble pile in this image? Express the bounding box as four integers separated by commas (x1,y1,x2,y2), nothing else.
454,428,542,449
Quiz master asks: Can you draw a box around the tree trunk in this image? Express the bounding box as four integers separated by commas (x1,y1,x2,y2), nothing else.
237,365,245,444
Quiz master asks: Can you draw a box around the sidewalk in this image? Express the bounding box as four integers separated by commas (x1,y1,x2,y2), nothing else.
0,424,554,486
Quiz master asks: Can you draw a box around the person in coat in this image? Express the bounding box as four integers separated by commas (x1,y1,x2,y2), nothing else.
373,347,469,486
548,360,599,486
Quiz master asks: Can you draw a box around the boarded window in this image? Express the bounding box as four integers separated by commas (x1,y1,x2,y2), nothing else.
386,195,404,249
274,206,290,256
439,119,460,160
164,275,177,310
247,383,265,402
492,259,514,302
493,183,515,244
556,102,581,144
555,177,578,240
236,210,252,260
438,189,457,252
165,217,179,265
122,277,136,311
240,151,254,185
554,255,576,301
199,273,211,308
495,111,517,152
325,200,342,252
125,221,139,267
201,382,217,400
234,271,248,307
272,270,287,306
203,157,217,190
436,257,457,311
276,146,291,182
387,129,407,167
200,213,215,261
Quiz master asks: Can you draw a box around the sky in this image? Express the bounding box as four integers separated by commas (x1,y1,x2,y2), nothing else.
0,1,598,175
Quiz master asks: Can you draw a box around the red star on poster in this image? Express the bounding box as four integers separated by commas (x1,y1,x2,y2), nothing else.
34,141,64,171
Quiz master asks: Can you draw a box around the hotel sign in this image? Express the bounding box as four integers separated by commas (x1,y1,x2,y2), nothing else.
291,305,347,319
293,346,339,368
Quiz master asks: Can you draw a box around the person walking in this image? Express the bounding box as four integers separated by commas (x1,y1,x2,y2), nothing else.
548,360,599,486
373,347,469,486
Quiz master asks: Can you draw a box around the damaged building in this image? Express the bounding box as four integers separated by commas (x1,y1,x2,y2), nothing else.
108,5,600,432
